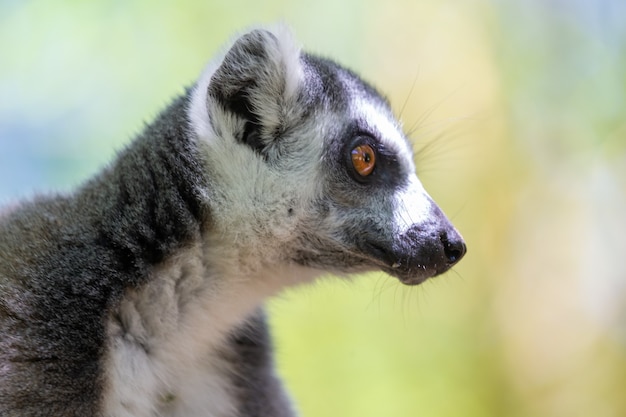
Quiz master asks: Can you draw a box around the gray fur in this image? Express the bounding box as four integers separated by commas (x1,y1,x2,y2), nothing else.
0,28,465,416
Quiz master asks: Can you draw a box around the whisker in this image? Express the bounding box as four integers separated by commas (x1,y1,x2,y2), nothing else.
397,68,421,121
401,285,412,327
396,198,414,231
413,122,474,177
366,272,393,313
448,199,469,222
405,86,464,137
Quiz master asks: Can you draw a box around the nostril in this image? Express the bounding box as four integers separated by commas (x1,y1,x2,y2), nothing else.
446,241,466,263
440,232,467,264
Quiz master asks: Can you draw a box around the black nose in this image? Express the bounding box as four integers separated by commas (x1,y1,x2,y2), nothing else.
440,230,467,266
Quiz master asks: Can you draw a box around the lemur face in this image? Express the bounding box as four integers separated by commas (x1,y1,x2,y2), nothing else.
287,55,466,285
190,28,465,285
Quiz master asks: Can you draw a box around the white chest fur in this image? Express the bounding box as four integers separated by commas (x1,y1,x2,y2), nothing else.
101,244,318,417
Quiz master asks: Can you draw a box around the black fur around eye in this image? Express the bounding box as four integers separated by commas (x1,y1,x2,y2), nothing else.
343,135,406,189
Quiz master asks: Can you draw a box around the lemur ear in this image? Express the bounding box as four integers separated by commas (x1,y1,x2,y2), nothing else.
207,28,304,153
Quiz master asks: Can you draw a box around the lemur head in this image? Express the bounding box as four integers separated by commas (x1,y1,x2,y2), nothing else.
189,28,466,285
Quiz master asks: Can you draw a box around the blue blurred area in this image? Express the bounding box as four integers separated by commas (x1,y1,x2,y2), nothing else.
493,0,626,166
0,0,218,200
0,109,92,198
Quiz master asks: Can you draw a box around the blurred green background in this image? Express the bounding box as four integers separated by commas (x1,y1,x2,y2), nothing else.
1,0,625,416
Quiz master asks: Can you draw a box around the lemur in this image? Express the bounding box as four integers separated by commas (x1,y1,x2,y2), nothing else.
0,27,466,416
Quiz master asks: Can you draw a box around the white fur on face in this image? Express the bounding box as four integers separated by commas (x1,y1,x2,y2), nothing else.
392,174,435,234
198,132,322,272
188,59,221,141
352,99,413,166
346,91,433,236
187,25,327,274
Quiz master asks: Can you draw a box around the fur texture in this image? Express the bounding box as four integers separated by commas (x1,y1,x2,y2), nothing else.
0,28,465,416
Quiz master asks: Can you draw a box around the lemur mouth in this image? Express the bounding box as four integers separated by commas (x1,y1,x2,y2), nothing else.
361,229,466,286
361,241,437,285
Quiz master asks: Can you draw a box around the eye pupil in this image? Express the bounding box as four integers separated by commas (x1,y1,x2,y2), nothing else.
351,144,376,177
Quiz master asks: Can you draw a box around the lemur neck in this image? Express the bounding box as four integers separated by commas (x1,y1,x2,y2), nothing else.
77,92,210,289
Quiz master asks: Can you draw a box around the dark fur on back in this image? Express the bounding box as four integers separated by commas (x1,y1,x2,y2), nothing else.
0,93,208,414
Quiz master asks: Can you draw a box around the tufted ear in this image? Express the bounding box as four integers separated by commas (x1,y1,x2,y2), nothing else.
205,28,304,154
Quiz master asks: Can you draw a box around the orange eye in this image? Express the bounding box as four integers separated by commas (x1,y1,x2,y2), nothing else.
351,144,376,177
